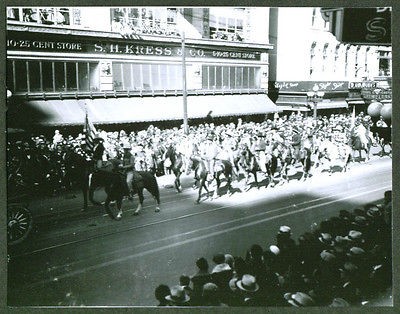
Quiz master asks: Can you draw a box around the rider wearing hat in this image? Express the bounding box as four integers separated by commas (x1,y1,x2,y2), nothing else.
121,142,135,197
251,132,268,172
200,133,220,180
93,137,105,170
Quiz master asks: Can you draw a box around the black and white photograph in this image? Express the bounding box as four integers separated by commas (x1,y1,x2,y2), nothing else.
5,5,394,308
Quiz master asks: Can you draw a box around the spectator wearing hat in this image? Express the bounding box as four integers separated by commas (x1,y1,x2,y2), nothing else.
165,285,191,306
276,226,298,274
245,244,267,286
235,274,266,306
200,283,228,306
179,275,193,299
191,257,212,305
211,259,233,300
154,284,171,306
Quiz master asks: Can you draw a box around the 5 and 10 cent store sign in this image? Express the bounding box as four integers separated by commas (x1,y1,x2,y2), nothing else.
7,36,261,60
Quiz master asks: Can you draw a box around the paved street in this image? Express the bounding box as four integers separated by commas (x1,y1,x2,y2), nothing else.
7,154,392,306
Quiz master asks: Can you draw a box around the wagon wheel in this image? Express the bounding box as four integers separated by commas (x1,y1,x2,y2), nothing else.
7,204,33,245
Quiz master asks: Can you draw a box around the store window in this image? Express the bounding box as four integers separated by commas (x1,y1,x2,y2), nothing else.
112,62,182,91
202,65,260,90
7,59,100,94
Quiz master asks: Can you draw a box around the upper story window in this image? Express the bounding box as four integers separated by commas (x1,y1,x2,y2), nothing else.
111,7,179,37
7,7,80,26
209,8,244,42
378,50,392,77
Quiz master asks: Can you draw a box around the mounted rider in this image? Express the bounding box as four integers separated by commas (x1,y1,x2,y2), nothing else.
199,133,220,180
250,132,268,172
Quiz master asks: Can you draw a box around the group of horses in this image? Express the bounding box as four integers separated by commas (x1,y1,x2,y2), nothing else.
76,126,390,221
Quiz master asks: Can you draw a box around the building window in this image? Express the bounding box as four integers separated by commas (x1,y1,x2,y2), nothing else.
322,43,329,72
201,65,260,90
7,7,78,26
209,8,244,41
334,44,340,73
111,7,179,36
309,42,316,77
378,50,392,77
7,59,99,94
311,8,317,27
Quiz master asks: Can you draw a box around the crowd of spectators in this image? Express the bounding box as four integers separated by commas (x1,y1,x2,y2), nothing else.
154,190,392,307
6,111,388,199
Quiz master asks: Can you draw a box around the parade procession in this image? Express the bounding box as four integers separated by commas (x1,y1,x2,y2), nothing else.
5,6,393,308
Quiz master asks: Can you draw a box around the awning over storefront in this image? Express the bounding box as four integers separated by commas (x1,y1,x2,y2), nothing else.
316,100,348,109
277,99,348,111
21,94,281,126
346,98,365,105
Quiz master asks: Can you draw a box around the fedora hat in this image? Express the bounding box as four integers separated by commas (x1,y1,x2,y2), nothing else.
236,274,259,292
211,263,231,274
320,250,336,262
318,233,333,245
346,230,364,242
286,292,315,307
279,225,291,234
165,285,190,304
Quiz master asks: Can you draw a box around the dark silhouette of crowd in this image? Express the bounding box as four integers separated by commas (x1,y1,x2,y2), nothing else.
154,190,392,307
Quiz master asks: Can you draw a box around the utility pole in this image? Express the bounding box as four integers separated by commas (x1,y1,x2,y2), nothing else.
181,31,189,135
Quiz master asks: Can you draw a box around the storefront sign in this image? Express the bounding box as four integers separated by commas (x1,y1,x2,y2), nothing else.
6,32,261,60
271,81,348,92
361,88,392,101
349,81,377,89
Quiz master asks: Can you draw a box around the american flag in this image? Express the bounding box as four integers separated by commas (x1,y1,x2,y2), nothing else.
84,109,97,152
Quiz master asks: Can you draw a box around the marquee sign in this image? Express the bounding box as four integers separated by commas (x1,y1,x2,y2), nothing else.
271,81,348,92
6,31,262,60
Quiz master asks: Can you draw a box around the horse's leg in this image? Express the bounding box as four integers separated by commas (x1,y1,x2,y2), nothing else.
115,198,123,220
104,195,117,220
133,188,144,216
175,170,182,193
196,175,207,204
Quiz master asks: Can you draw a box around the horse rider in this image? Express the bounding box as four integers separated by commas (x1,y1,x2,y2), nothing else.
251,132,268,173
199,133,220,181
121,142,136,197
290,126,302,164
93,137,105,170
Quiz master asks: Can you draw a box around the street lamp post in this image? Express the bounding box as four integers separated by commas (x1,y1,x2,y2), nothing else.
306,85,325,124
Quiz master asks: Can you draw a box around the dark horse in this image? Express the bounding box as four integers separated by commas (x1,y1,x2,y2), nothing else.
163,145,184,192
279,142,312,183
239,145,268,189
371,126,392,157
190,156,234,204
87,169,160,219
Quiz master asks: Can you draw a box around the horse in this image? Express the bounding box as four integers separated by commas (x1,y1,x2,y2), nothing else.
163,145,184,192
239,145,268,189
316,140,352,174
87,169,160,219
190,155,234,204
350,125,372,162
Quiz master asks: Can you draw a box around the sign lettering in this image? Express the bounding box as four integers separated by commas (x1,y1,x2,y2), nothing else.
7,33,261,60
